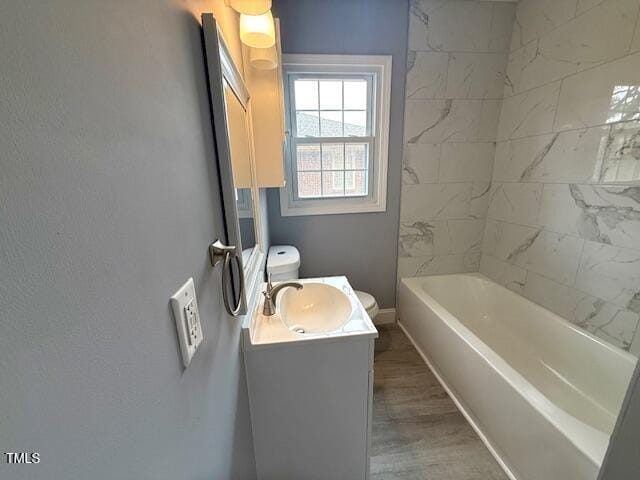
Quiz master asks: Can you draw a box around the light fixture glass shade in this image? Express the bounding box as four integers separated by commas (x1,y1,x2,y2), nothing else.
250,45,278,70
239,11,275,48
226,0,272,15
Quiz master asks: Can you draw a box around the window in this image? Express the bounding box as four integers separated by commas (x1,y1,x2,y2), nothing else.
280,54,392,216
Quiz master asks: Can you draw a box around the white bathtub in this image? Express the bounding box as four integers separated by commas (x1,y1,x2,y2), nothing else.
398,273,636,480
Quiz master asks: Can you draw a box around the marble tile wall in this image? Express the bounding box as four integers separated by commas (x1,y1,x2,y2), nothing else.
479,0,640,353
399,0,515,279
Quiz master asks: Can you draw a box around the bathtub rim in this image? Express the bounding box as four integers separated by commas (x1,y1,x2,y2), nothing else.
406,272,636,365
399,273,637,470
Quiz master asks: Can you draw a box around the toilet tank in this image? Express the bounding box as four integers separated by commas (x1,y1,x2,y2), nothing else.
267,245,300,281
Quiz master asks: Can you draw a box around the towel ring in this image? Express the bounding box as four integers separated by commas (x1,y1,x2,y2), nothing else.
209,239,245,316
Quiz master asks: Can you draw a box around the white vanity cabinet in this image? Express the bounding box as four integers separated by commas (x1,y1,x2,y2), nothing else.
245,337,375,479
243,277,377,480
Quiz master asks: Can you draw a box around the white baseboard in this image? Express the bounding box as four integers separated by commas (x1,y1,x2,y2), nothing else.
373,308,396,325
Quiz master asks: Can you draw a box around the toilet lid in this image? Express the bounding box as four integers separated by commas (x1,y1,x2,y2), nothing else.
267,245,300,275
355,291,377,310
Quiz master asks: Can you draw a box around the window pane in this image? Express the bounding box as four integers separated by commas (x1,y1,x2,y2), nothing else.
294,80,318,110
321,144,344,170
344,111,367,136
320,111,343,137
297,172,322,198
319,80,342,110
345,170,367,196
296,111,320,137
345,143,368,169
322,171,344,197
344,80,367,110
296,144,321,171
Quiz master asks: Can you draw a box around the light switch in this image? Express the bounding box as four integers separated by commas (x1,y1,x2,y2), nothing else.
170,278,204,367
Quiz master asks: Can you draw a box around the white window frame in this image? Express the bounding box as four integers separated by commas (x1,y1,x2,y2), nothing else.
280,54,392,216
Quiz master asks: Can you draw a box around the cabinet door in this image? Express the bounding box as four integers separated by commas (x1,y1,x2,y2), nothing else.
244,19,286,187
246,338,372,479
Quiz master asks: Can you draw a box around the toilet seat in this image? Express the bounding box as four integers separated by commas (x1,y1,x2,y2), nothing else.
355,290,379,320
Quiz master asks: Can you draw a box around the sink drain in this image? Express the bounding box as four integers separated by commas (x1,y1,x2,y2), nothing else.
291,326,306,334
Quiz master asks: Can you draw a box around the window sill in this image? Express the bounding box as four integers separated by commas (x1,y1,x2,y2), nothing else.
279,189,387,217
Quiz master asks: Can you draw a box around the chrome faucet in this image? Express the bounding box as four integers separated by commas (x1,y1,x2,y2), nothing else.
262,274,303,316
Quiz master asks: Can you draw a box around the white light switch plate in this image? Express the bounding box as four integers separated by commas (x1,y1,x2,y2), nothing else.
170,278,203,367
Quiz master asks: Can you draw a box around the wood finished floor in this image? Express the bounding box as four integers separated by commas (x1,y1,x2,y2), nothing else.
371,324,508,480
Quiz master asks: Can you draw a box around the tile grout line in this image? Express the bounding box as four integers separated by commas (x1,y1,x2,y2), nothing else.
630,5,640,54
402,115,638,147
509,0,615,57
482,248,639,350
443,52,452,106
406,94,507,101
497,116,637,143
406,87,639,144
482,223,640,345
483,216,640,255
502,49,640,101
435,143,443,184
405,49,639,138
410,48,515,55
572,236,587,287
410,1,625,60
549,77,563,135
475,179,637,186
403,179,633,191
488,2,497,54
531,177,544,232
404,186,640,243
482,248,632,319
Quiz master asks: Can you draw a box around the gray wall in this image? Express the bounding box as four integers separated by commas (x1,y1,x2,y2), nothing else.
268,0,409,309
0,1,256,479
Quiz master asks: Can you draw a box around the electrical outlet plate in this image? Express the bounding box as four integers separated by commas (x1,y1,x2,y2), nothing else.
170,278,204,367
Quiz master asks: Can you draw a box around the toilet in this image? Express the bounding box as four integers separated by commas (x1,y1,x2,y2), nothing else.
267,245,379,321
354,290,379,320
266,245,301,282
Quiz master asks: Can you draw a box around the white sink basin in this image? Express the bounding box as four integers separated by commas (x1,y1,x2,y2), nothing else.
246,276,377,347
279,282,352,334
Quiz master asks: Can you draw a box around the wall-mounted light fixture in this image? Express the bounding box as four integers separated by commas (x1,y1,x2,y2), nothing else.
249,45,278,70
225,0,272,15
240,10,275,48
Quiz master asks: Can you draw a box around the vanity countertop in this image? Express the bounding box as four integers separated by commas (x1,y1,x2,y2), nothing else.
243,276,378,350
